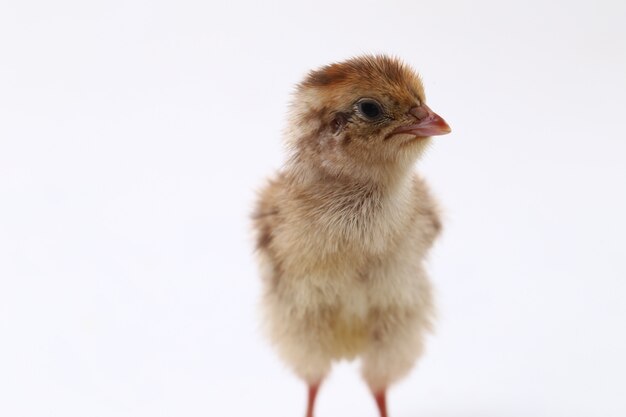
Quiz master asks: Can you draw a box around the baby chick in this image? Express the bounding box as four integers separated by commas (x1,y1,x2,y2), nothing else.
252,55,450,417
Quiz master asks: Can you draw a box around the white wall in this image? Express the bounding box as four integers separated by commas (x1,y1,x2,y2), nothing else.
1,1,625,416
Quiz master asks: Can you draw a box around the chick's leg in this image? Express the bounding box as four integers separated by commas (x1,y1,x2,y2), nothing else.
305,381,321,417
267,311,331,417
361,309,429,417
373,390,388,417
296,353,328,417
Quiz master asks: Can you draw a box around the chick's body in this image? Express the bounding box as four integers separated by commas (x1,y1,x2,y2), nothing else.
253,55,450,417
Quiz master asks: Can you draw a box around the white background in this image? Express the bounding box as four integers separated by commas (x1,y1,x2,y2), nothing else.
1,1,625,416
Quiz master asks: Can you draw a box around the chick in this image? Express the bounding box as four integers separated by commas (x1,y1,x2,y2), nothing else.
252,55,450,417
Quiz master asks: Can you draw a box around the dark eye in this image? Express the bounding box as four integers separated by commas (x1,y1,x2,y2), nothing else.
357,99,383,120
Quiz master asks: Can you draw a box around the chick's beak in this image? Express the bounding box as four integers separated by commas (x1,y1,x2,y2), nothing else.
392,104,451,138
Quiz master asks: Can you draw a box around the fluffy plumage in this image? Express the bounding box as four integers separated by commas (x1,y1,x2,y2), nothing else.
252,55,450,417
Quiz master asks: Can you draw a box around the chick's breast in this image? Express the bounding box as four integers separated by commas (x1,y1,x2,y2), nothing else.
253,172,440,380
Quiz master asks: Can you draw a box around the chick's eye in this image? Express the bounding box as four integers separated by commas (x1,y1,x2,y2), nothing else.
357,100,383,120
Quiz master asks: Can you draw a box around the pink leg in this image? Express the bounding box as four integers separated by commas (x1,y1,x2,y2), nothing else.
305,382,321,417
373,390,388,417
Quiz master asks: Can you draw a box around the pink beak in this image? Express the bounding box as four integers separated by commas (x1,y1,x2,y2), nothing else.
389,104,451,138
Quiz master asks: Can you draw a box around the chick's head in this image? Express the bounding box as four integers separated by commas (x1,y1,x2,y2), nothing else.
286,55,450,181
